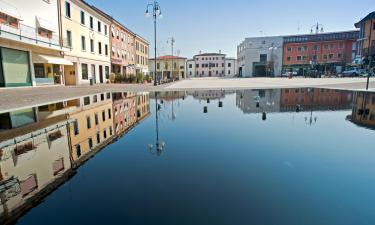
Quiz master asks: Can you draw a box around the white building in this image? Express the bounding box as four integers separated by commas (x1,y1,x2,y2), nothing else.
0,0,71,88
237,36,283,77
186,52,237,78
149,55,187,82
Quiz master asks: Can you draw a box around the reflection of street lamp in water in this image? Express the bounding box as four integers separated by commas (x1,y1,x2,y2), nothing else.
148,92,165,156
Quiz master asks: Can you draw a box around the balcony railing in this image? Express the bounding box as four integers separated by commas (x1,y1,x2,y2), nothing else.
0,23,67,51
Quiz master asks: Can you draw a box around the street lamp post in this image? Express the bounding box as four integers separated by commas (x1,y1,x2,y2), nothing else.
268,43,278,77
145,1,162,86
167,37,175,82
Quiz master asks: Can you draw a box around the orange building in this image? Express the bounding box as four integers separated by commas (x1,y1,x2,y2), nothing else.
280,88,353,111
282,31,359,75
355,12,375,68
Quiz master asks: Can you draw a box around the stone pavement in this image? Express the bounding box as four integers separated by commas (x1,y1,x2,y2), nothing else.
0,77,374,113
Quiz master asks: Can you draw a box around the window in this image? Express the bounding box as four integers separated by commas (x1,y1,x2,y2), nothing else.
81,36,86,51
302,56,307,60
312,45,318,51
312,55,317,60
260,54,267,62
95,113,99,125
287,47,292,52
73,121,79,135
189,64,192,68
93,94,97,103
228,63,232,67
90,39,94,53
80,11,85,25
103,129,107,139
104,25,108,35
98,42,102,54
86,115,91,129
98,21,101,32
105,66,109,79
65,1,71,18
329,54,334,59
338,53,342,58
109,126,113,136
90,16,93,29
84,96,90,105
66,30,72,47
286,57,291,61
323,54,328,60
105,44,108,56
88,138,93,149
96,133,101,144
102,110,106,121
101,93,105,101
297,56,302,61
108,109,112,119
76,144,81,158
107,92,111,99
81,64,88,80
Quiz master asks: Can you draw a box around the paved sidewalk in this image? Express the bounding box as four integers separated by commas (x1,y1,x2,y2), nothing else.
0,78,374,113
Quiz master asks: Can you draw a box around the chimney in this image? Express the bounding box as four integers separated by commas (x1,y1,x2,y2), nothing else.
219,50,222,54
199,50,202,54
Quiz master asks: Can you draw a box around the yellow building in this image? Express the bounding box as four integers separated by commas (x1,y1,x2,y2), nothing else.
137,92,150,120
351,92,375,128
135,35,149,77
67,92,114,163
60,0,111,85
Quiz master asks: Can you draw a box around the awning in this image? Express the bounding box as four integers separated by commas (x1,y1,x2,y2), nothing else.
0,1,22,20
36,16,56,33
33,55,73,65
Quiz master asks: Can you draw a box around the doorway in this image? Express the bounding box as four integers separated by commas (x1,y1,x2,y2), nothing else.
99,65,103,83
91,64,96,84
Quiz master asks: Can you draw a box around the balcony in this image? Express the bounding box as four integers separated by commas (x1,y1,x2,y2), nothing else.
0,23,68,51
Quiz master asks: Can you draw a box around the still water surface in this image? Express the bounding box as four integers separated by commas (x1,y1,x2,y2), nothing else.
1,89,375,225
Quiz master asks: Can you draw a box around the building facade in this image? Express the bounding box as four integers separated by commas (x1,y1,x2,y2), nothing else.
60,0,111,85
186,52,236,77
0,0,71,88
113,92,137,135
67,93,114,162
282,31,359,75
149,55,187,82
135,35,149,76
351,92,375,128
355,12,375,69
237,36,283,77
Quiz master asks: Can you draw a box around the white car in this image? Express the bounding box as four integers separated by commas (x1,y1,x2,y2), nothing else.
342,68,361,77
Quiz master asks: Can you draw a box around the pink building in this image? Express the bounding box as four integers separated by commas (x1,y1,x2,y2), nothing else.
187,52,236,77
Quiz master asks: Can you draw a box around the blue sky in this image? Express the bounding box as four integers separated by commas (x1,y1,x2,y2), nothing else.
87,0,374,58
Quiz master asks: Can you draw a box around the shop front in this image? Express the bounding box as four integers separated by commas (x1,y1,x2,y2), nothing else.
32,54,73,86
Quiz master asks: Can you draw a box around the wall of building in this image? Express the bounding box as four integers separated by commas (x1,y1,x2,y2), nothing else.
237,36,283,77
135,37,149,75
60,0,111,85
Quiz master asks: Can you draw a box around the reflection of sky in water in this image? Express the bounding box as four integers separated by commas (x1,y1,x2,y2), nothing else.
7,91,375,225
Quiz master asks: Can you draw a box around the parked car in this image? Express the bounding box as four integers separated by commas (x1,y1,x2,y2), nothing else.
359,70,375,77
341,68,361,77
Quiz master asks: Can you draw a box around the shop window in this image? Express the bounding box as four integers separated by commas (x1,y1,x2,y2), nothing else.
81,63,88,80
1,47,31,87
34,64,45,78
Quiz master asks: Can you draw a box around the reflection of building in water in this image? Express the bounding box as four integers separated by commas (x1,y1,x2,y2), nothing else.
236,89,281,113
190,90,229,100
113,92,138,135
150,91,187,102
280,88,353,112
137,92,150,120
0,109,72,219
67,93,114,163
350,92,375,128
